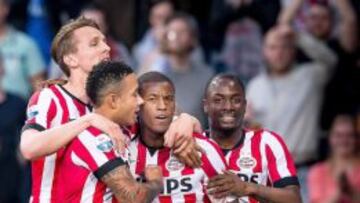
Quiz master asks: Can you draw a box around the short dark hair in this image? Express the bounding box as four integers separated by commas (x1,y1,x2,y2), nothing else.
138,71,175,95
86,60,134,107
204,73,246,98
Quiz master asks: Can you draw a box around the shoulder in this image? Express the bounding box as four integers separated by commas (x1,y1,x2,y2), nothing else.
246,74,268,92
245,129,290,150
75,126,114,152
194,133,223,156
27,86,56,107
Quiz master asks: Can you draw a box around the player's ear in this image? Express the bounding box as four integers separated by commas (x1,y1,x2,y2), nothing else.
103,93,118,109
203,98,208,114
63,54,78,68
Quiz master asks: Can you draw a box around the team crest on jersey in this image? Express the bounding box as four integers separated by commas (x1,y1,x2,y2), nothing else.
238,155,257,169
166,156,185,171
27,106,39,119
96,134,113,153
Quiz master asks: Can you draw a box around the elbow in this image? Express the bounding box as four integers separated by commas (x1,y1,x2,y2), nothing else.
20,136,38,160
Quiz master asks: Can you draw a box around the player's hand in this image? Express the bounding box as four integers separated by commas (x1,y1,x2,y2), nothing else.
145,165,163,183
207,171,251,198
173,135,203,168
86,113,128,153
164,113,202,148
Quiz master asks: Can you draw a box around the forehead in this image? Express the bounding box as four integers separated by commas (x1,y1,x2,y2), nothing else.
264,31,293,47
142,81,174,95
168,19,190,30
208,78,244,96
152,2,173,14
72,26,104,41
309,5,331,16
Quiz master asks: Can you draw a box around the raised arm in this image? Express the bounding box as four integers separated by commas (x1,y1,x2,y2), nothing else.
101,165,163,203
296,30,338,67
333,0,358,53
277,0,304,25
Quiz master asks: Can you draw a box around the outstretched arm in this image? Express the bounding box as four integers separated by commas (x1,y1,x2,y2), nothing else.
20,113,125,160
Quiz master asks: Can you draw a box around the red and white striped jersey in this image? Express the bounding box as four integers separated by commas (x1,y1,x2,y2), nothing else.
23,84,91,203
60,126,129,203
128,133,229,203
206,129,298,203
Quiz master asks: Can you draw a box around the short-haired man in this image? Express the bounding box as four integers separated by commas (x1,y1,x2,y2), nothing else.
61,61,163,202
128,72,232,202
205,74,301,203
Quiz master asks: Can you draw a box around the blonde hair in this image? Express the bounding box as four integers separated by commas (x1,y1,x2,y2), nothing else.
51,16,99,76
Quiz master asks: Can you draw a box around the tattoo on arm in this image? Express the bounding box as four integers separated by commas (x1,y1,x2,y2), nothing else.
101,165,162,203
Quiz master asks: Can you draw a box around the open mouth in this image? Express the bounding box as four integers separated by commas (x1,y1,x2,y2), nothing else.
220,115,236,122
155,115,168,120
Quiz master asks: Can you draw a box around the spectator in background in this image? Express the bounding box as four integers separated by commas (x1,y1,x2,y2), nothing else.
133,0,174,66
48,3,134,79
308,114,360,203
0,0,45,99
214,17,265,85
208,0,281,52
279,0,359,130
0,53,27,203
134,0,205,74
245,25,337,201
154,13,213,126
81,3,133,66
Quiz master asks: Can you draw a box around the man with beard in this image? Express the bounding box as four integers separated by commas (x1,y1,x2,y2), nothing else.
205,74,301,203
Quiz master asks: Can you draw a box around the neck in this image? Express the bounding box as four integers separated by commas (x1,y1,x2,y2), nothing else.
63,72,89,103
93,107,116,124
141,126,165,149
331,153,355,164
169,53,191,72
269,69,290,77
210,127,243,150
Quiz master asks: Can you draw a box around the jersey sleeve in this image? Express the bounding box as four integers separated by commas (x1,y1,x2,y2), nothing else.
263,131,299,188
22,88,57,132
70,131,128,180
194,135,237,203
195,134,227,178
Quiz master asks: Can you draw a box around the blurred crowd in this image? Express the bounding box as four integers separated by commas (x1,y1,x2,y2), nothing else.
0,0,359,202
